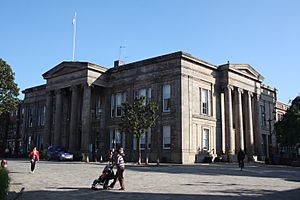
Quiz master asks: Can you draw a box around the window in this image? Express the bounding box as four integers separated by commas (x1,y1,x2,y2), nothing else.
95,96,101,119
200,88,210,115
111,92,126,118
202,128,209,151
110,129,125,149
163,84,171,112
163,125,171,149
38,106,46,126
116,93,123,117
260,104,266,126
135,88,152,104
136,128,151,150
27,107,33,127
111,94,115,118
41,106,45,126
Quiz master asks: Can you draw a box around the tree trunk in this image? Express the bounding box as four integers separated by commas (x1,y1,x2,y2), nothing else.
137,136,141,165
145,130,149,165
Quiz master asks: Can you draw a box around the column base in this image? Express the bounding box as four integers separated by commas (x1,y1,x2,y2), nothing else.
81,152,89,163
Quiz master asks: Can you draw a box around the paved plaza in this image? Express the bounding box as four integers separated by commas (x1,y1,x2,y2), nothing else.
5,159,300,200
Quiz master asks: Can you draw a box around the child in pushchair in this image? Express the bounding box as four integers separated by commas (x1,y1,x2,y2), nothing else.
91,163,115,190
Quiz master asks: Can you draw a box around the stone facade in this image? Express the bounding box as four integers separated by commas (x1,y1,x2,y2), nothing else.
20,51,286,164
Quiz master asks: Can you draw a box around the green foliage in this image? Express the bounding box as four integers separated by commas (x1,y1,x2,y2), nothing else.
0,168,10,199
275,96,300,147
119,96,158,163
0,59,19,115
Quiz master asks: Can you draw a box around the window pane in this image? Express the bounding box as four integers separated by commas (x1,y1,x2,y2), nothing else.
139,89,146,97
202,129,209,151
163,85,171,112
163,85,170,98
111,94,115,118
163,126,171,149
201,89,209,115
116,93,122,117
147,128,151,149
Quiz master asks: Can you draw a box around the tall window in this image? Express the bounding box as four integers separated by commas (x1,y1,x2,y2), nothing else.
135,88,152,104
260,104,266,126
38,106,46,126
163,125,171,149
27,107,33,127
202,128,209,151
95,96,101,119
110,129,125,149
111,92,126,118
163,84,171,112
200,88,210,115
135,128,152,150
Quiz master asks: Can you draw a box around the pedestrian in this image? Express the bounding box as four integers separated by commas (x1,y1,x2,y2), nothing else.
109,147,125,190
29,147,40,173
1,160,8,168
237,148,245,171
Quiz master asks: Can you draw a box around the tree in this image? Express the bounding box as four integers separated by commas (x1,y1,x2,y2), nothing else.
0,59,19,148
0,59,19,115
119,96,158,164
275,96,300,147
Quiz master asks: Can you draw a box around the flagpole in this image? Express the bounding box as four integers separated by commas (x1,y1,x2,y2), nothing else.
72,12,77,61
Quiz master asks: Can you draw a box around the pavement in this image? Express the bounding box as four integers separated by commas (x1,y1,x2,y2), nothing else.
5,159,300,200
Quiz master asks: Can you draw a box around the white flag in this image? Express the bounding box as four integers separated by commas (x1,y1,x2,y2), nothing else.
72,12,76,25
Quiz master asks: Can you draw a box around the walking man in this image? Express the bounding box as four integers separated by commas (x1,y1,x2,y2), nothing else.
237,148,245,171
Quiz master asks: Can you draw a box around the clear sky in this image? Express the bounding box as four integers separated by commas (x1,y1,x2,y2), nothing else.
0,0,299,103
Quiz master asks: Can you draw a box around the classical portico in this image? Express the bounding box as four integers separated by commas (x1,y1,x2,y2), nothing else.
42,62,108,158
218,63,264,159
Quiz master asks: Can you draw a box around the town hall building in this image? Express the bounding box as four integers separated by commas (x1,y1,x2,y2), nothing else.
20,51,282,164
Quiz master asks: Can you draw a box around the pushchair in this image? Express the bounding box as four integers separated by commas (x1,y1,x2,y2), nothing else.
91,164,115,190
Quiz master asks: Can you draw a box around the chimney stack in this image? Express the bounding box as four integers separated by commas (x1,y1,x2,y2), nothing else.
114,60,125,67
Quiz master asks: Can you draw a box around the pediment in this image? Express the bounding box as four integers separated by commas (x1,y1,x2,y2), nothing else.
43,62,87,79
231,64,264,82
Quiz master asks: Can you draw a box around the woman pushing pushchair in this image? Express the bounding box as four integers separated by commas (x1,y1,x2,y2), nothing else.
91,147,125,190
91,149,116,190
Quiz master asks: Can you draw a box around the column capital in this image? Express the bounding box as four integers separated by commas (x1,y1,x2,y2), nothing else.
81,83,92,89
227,85,234,91
237,88,244,94
55,89,62,95
248,91,253,97
70,85,79,92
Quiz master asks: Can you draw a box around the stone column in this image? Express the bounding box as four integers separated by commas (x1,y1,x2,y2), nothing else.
81,84,91,160
43,91,53,147
220,92,226,154
247,92,254,154
225,86,234,154
54,89,62,145
253,93,263,157
237,88,244,150
69,85,79,152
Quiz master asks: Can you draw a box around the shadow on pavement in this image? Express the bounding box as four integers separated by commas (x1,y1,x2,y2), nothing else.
126,163,300,183
7,187,300,200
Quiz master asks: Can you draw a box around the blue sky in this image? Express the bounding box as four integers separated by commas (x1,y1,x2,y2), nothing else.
0,0,299,103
